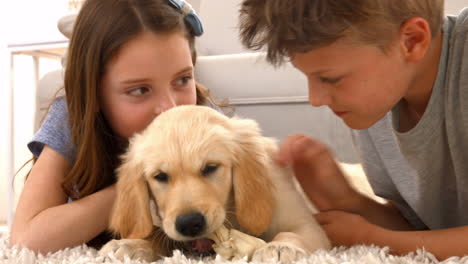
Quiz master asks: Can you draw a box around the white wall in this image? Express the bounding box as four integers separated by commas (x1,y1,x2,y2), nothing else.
0,0,12,227
0,1,69,227
187,0,201,13
445,0,467,15
0,41,10,226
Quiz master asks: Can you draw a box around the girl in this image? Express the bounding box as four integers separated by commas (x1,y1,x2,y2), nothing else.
9,0,214,254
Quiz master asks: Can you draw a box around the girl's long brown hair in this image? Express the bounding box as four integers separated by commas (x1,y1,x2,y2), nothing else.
63,0,210,199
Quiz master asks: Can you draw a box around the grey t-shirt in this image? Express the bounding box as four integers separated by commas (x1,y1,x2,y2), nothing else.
28,97,75,164
352,9,468,230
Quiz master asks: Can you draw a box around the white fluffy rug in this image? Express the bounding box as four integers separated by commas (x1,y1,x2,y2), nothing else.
1,234,467,264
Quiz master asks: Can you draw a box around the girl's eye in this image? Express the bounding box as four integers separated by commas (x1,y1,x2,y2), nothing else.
319,76,342,84
175,75,192,86
128,86,150,96
201,163,219,176
154,172,169,182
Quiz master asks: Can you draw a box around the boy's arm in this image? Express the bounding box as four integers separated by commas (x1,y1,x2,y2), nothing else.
352,194,415,231
276,134,414,230
369,222,468,260
316,210,468,260
9,145,116,254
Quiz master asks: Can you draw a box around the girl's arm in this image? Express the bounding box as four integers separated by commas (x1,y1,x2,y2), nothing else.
9,145,116,254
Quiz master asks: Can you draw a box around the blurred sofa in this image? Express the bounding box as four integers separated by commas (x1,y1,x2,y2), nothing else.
36,0,359,163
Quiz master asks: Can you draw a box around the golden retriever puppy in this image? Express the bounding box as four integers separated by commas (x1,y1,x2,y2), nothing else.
99,105,331,262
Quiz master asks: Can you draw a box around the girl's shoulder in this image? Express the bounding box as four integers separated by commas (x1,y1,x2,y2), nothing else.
28,97,76,165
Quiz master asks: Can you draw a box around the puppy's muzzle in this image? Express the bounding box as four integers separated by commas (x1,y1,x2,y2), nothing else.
176,211,206,237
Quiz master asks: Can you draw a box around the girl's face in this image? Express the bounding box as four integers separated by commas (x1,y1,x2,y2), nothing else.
290,38,412,130
100,31,197,139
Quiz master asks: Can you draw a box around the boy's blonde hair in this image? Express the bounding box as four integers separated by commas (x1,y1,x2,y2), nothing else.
239,0,445,66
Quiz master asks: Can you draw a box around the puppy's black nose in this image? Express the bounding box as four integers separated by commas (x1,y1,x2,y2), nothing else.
175,212,206,237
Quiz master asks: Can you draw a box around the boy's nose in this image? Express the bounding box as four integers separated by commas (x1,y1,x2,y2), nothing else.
308,82,332,107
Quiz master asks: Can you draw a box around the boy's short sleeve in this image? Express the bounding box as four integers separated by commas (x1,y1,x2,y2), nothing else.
28,97,75,164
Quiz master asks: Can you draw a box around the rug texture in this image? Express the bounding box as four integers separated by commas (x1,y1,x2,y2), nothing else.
1,234,467,264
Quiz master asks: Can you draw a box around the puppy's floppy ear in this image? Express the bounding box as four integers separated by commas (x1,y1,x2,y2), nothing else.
230,118,275,236
110,155,154,239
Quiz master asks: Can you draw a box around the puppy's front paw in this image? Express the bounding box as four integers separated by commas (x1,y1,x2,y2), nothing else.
99,239,157,262
251,241,307,263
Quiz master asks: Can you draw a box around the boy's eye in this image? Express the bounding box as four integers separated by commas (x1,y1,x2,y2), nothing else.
319,77,342,84
128,86,150,96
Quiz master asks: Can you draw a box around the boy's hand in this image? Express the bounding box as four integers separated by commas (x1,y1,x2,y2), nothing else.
275,134,360,212
314,210,378,247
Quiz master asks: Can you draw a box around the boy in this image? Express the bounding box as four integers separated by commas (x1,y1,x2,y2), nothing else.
239,0,468,260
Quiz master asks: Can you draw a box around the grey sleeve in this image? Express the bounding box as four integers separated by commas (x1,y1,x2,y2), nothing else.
28,97,76,164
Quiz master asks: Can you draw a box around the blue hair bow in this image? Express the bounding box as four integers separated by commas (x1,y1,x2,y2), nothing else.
168,0,204,37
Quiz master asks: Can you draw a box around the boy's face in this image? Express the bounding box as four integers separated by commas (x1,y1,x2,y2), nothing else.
290,39,412,130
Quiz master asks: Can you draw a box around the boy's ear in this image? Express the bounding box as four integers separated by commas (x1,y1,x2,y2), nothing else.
398,17,433,62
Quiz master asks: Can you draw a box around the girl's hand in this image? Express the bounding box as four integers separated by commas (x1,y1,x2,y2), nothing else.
275,133,361,212
314,210,379,247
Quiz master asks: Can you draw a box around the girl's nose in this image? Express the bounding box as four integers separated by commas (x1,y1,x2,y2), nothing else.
154,92,176,115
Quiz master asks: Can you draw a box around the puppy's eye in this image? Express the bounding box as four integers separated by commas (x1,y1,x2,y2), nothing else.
154,172,169,182
202,164,219,176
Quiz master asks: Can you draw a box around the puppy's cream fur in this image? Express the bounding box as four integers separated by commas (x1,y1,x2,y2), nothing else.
102,105,331,262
